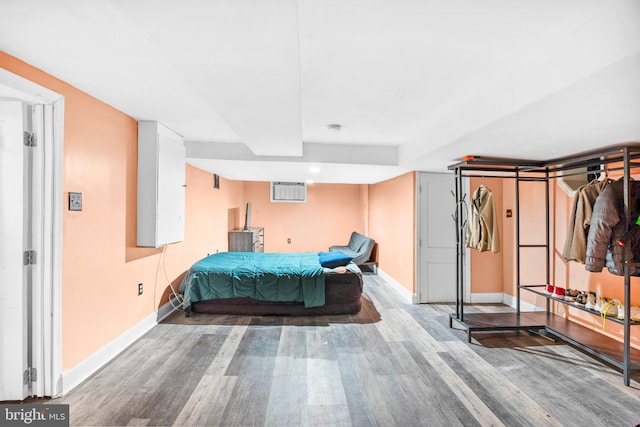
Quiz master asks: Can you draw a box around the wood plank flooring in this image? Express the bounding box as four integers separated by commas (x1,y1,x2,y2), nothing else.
52,275,640,426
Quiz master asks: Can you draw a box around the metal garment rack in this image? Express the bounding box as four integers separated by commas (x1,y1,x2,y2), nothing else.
448,144,640,386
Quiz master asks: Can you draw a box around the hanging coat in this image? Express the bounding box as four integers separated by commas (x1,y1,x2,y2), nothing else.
562,178,609,263
585,179,640,275
466,185,500,253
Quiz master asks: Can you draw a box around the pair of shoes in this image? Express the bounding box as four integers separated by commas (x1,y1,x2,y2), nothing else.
543,284,554,295
553,287,566,298
600,298,619,317
617,305,640,322
585,292,597,311
595,296,620,316
575,291,588,306
564,289,579,302
601,298,621,330
594,296,604,313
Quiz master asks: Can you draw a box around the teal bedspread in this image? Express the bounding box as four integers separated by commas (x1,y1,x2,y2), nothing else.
179,252,326,310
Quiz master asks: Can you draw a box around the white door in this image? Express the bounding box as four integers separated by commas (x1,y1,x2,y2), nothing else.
417,172,457,303
0,100,29,400
0,70,64,398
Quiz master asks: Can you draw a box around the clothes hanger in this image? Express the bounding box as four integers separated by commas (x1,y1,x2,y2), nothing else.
598,165,609,182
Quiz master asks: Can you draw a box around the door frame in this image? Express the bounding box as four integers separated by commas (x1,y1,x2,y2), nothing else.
0,68,64,397
415,172,470,304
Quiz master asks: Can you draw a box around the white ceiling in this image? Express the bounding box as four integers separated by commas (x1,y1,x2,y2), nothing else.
1,0,639,183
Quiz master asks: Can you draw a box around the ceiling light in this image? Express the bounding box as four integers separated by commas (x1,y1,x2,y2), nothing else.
327,124,341,132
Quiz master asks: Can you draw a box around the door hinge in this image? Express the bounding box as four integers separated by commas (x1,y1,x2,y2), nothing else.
23,131,36,147
23,250,36,265
23,367,37,384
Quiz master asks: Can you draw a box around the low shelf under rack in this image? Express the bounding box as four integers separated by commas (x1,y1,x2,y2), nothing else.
449,312,548,343
450,310,640,372
544,315,640,371
521,285,640,327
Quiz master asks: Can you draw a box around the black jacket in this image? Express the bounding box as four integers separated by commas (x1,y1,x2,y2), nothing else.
585,179,640,275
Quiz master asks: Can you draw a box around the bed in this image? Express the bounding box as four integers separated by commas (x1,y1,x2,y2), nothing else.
179,252,363,316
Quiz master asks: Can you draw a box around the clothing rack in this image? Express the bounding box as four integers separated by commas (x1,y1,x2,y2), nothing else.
448,144,640,386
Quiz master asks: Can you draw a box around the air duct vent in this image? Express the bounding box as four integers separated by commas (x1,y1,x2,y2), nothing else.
270,182,307,203
557,165,604,196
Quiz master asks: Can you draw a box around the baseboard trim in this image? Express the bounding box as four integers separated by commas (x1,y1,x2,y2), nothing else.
156,298,179,323
377,268,413,303
470,292,504,304
503,293,544,312
61,301,177,395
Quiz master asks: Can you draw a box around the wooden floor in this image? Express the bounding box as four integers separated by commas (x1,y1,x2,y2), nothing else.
52,275,640,426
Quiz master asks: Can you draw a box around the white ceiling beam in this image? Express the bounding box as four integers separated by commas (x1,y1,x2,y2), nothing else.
186,141,397,166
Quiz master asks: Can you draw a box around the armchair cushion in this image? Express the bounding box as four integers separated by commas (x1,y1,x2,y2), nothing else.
318,251,353,268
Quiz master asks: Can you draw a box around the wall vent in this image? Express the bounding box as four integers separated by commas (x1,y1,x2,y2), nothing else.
557,165,604,196
270,182,307,203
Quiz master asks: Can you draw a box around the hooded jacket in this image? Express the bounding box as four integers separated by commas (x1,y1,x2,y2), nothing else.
585,179,640,275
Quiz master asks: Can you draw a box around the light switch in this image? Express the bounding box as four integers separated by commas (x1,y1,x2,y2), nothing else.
69,192,82,211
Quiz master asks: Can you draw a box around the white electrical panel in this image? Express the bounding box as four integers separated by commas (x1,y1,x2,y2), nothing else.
137,121,185,247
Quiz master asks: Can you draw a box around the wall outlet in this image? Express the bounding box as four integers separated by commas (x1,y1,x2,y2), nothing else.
138,283,143,295
69,192,82,211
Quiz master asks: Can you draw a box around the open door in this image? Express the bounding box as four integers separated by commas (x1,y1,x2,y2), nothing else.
0,70,64,399
0,100,29,401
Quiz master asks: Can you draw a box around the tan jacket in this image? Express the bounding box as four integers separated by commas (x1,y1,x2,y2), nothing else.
466,185,500,253
562,179,609,263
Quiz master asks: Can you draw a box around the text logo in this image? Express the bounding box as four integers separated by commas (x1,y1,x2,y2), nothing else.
1,404,69,427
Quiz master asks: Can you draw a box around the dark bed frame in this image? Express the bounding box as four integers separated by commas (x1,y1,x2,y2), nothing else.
190,271,363,316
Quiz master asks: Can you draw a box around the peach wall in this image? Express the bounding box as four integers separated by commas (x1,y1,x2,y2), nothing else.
369,172,416,293
243,182,367,253
482,176,552,302
501,179,517,298
508,178,550,307
0,52,248,370
182,169,246,260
